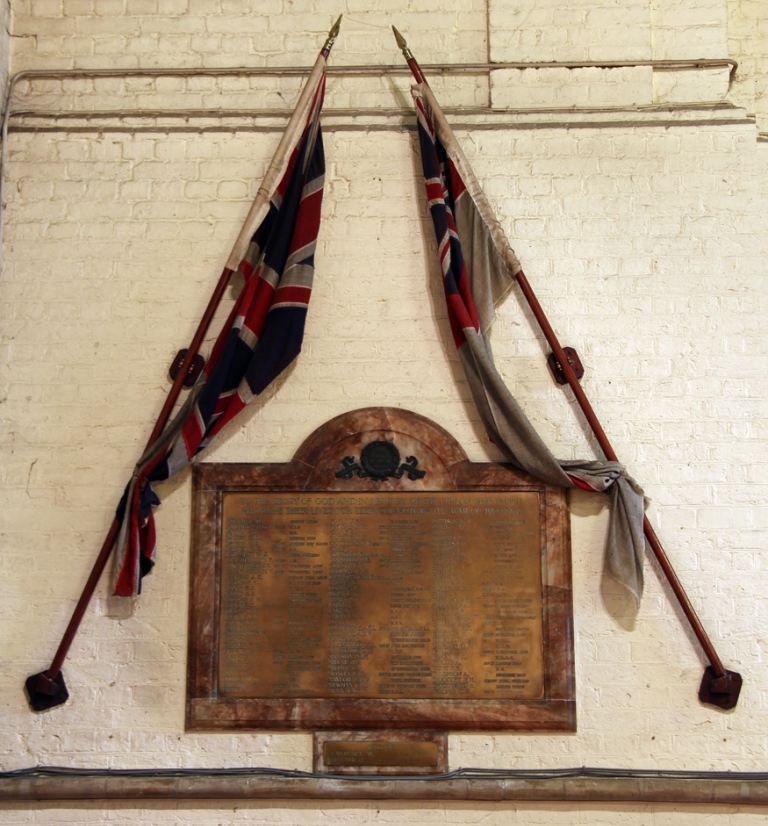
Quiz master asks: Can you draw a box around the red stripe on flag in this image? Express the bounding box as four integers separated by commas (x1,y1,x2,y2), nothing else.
114,484,142,596
448,158,466,201
286,189,323,257
181,412,205,459
242,275,277,332
207,395,246,442
456,270,480,332
239,258,255,281
273,285,311,306
567,473,600,492
446,291,480,348
425,181,444,203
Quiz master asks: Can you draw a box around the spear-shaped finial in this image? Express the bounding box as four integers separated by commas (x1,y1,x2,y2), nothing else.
322,14,343,57
391,25,425,83
392,25,412,60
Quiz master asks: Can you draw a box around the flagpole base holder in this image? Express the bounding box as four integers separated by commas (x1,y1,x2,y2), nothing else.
698,666,742,710
25,670,69,712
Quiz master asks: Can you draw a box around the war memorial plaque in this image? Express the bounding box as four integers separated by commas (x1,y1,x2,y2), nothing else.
187,408,575,732
219,490,543,700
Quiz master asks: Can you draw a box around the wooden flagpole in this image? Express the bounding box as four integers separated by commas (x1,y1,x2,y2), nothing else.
24,267,234,711
24,16,342,712
393,25,742,709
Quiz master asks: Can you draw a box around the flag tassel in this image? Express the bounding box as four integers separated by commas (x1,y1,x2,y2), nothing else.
393,25,741,710
25,16,341,713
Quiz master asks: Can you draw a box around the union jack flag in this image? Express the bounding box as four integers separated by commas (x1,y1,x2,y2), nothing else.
412,83,646,602
113,74,327,597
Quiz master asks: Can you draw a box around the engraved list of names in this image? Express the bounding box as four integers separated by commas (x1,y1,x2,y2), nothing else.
218,491,544,701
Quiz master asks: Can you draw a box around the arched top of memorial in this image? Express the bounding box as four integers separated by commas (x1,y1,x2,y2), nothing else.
293,407,468,491
192,407,543,494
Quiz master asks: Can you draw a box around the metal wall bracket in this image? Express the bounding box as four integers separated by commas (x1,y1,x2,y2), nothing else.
169,349,205,387
547,347,584,385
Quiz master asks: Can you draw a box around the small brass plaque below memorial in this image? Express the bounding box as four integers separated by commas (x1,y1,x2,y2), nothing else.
314,731,448,775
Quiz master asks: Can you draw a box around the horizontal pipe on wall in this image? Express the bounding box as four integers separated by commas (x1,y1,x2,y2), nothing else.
6,58,738,82
7,103,750,137
0,56,742,268
1,768,768,805
3,59,738,127
7,100,744,120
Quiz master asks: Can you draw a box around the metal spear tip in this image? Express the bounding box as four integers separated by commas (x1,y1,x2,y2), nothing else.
322,14,342,55
391,25,414,61
391,25,408,51
328,14,342,40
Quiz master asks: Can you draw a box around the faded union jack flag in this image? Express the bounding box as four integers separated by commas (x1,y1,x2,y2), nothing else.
412,83,646,603
113,74,327,597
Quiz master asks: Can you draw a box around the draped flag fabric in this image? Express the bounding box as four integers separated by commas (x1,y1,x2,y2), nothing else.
412,83,647,603
112,68,327,597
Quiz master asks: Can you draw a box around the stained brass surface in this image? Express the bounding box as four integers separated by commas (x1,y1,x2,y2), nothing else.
218,491,543,701
323,740,439,768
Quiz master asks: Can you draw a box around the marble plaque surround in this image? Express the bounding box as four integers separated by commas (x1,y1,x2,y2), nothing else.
187,407,575,732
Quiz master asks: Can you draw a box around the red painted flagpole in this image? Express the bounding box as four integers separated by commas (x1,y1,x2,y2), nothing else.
393,25,741,709
25,15,343,712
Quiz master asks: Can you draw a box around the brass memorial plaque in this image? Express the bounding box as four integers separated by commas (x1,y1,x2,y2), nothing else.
219,491,544,701
186,407,575,732
312,731,449,775
323,740,439,768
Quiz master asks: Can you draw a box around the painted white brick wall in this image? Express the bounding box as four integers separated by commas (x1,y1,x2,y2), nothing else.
1,2,768,824
0,0,8,110
9,0,487,70
727,0,768,132
490,0,653,63
651,0,729,59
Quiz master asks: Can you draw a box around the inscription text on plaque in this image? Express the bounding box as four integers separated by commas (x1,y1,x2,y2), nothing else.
220,491,543,701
